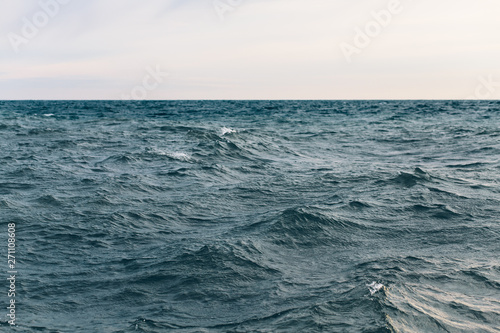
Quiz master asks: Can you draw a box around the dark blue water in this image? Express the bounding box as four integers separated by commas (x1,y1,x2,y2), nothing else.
1,100,499,332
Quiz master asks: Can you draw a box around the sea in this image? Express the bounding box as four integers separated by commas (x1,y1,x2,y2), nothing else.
0,100,499,332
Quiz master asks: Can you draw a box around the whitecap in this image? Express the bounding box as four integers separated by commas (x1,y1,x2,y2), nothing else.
43,114,55,117
168,152,191,161
221,127,236,136
367,281,384,295
147,148,191,161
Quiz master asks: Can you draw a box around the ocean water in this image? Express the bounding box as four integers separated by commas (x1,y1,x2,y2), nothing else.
1,100,499,332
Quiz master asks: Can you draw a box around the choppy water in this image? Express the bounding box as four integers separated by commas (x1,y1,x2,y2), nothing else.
1,100,499,332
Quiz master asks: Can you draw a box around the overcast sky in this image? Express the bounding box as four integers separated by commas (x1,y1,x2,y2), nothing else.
1,0,499,99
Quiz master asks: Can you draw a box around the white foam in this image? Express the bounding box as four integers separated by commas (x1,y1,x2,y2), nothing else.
148,148,191,161
221,127,236,136
367,281,384,295
43,114,55,117
168,152,191,161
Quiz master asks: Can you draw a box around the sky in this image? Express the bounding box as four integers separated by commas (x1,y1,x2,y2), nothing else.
0,0,499,100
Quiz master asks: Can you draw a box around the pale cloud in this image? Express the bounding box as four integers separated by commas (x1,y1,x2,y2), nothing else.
0,0,499,99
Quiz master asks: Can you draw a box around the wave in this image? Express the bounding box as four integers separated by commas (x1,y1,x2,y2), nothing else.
388,167,433,188
0,182,36,195
127,241,280,307
193,139,258,162
409,203,461,219
145,148,192,162
265,207,366,248
34,194,63,206
221,126,236,136
96,154,140,165
446,161,489,169
383,283,500,333
351,256,500,333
